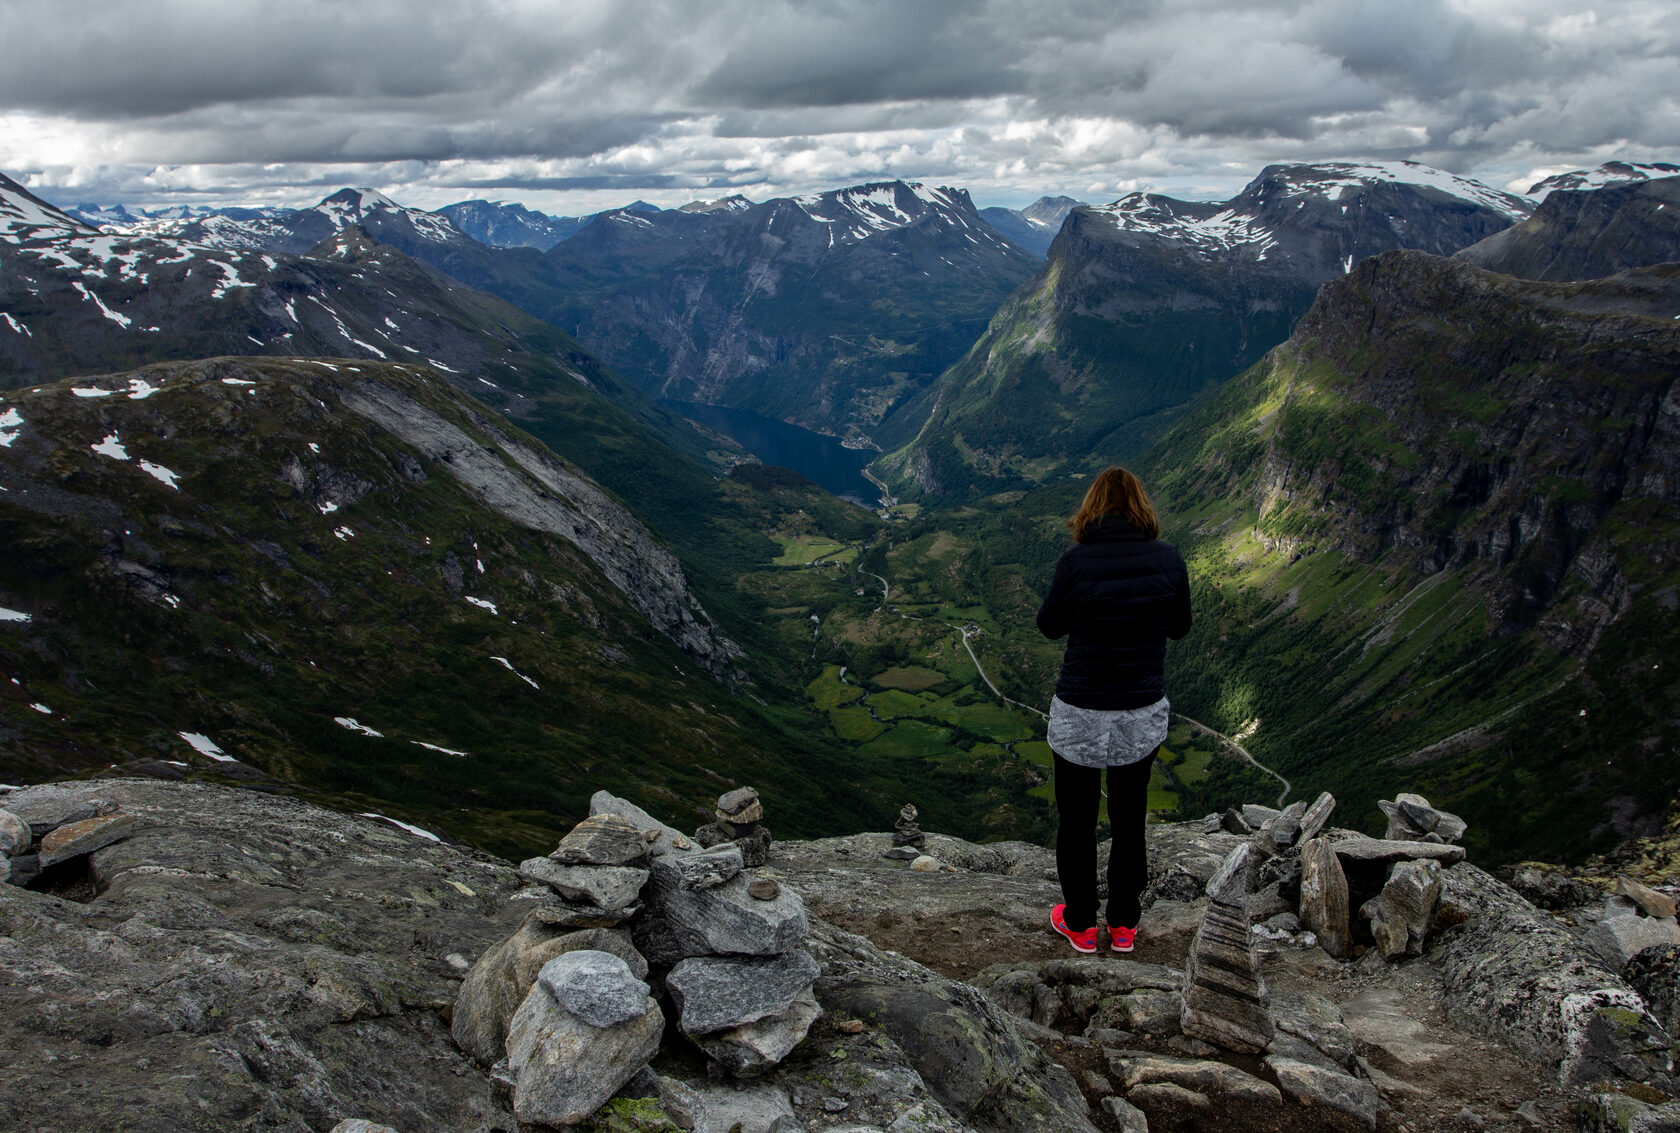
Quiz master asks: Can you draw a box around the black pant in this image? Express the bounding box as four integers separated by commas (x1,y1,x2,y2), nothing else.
1053,748,1156,932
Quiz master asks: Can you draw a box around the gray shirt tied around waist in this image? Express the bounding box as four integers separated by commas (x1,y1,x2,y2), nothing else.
1047,695,1169,768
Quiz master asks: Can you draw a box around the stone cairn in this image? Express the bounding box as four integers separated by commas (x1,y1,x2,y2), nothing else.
1216,790,1469,963
694,785,772,867
882,802,926,861
452,786,819,1129
0,794,140,890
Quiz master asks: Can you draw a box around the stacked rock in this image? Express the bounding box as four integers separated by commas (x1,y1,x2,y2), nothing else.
0,795,138,889
456,787,823,1128
1181,843,1274,1053
1291,795,1467,962
516,813,654,927
1379,792,1467,844
1585,877,1680,968
694,786,772,867
883,802,926,861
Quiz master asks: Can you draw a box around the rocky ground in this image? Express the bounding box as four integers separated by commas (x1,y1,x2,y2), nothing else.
1,777,1676,1132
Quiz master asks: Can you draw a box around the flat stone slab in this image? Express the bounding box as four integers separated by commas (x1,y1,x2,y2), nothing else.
1268,1056,1378,1131
38,813,142,868
1329,836,1465,865
518,858,648,911
1108,1052,1282,1106
668,950,821,1035
550,813,653,867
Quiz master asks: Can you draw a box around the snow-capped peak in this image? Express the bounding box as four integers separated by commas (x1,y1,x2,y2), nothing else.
0,173,98,241
1256,161,1533,221
679,194,755,214
1527,161,1680,199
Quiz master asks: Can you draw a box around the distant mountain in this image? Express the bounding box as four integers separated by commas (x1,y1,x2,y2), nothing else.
524,180,1040,441
0,357,892,854
1528,160,1680,198
437,199,594,250
677,194,754,214
978,195,1085,256
1141,248,1680,863
880,161,1532,499
1,175,761,567
1457,175,1680,281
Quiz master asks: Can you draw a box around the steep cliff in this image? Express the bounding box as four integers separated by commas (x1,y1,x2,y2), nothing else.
882,162,1528,500
1143,250,1680,862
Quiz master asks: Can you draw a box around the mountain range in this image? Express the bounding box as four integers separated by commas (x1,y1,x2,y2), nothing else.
5,157,1680,869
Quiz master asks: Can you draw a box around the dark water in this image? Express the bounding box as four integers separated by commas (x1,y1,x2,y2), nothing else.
664,401,879,505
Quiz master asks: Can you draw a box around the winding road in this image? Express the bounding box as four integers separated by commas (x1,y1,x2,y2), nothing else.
851,564,1294,807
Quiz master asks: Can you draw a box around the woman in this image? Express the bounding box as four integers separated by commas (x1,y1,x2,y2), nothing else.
1037,466,1191,953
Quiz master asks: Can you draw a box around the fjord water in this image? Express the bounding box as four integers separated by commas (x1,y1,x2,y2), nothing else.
665,400,879,504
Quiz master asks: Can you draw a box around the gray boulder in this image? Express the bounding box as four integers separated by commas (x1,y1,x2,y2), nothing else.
453,912,646,1067
688,986,823,1077
1267,1056,1379,1131
589,790,693,858
1436,862,1676,1089
647,860,808,958
0,808,29,855
505,957,663,1127
537,950,652,1028
664,844,745,891
808,919,1100,1132
667,950,822,1035
1623,944,1680,1037
1587,910,1680,969
1362,858,1444,960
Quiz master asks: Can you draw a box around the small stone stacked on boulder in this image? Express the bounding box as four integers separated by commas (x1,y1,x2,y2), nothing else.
1379,791,1467,844
516,813,653,926
500,950,664,1127
695,786,772,867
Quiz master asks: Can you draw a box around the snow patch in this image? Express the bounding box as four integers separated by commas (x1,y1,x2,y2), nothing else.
333,525,354,540
358,813,442,842
126,377,160,399
0,407,23,447
221,378,256,386
1,313,29,337
464,596,498,613
179,731,236,761
491,656,541,689
72,386,115,398
139,460,181,489
0,606,30,623
91,432,130,460
413,741,469,757
319,500,339,514
335,716,383,737
71,282,133,328
31,703,52,715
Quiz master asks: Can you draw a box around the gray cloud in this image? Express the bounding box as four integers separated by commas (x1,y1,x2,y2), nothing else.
0,0,1674,210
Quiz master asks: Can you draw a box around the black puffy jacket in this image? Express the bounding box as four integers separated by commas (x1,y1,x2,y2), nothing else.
1036,515,1193,710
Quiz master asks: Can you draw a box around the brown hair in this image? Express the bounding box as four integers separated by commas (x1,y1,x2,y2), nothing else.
1067,466,1160,542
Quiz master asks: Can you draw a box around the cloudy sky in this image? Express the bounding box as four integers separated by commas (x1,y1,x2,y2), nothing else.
1,0,1675,215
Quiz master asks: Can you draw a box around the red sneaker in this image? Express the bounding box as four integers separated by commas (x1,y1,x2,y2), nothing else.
1051,904,1099,954
1109,925,1137,953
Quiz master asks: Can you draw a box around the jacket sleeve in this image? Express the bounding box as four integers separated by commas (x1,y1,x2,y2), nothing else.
1166,555,1192,640
1037,553,1074,640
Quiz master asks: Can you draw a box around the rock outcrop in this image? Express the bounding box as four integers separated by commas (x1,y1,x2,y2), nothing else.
3,775,1677,1131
